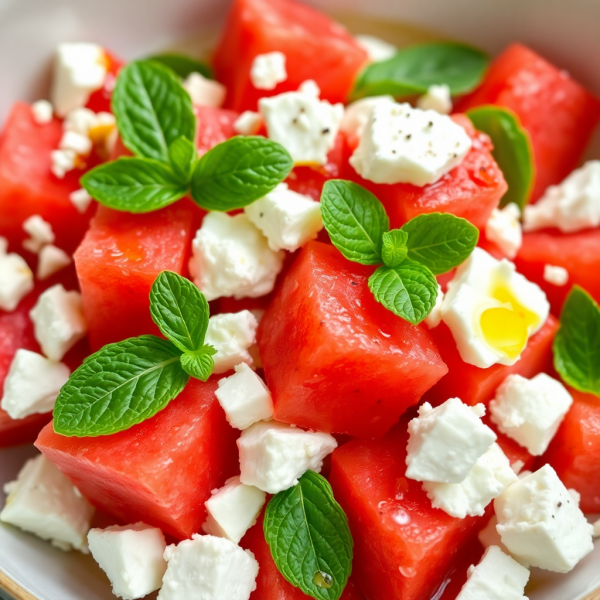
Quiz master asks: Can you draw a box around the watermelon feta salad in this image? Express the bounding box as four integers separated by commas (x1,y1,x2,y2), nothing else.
1,0,599,599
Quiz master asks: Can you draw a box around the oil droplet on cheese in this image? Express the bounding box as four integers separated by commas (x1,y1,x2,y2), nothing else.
313,571,333,589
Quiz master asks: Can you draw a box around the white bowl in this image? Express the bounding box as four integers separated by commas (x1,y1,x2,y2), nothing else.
0,0,599,598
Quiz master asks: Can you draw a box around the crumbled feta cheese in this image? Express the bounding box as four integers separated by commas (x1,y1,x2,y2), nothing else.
202,476,266,544
523,161,600,233
215,363,274,429
416,84,452,115
244,183,323,251
406,398,496,484
250,52,287,90
0,454,94,552
484,204,523,259
511,460,526,475
424,443,517,518
298,80,320,97
543,264,569,287
350,102,472,186
593,518,600,538
32,100,54,124
424,284,444,328
495,465,594,572
205,311,258,374
340,96,395,142
50,148,77,179
183,72,226,108
59,130,93,156
238,421,338,494
354,34,397,62
189,212,284,301
233,111,263,136
456,545,529,600
158,534,258,600
489,373,573,456
51,43,107,117
478,515,507,551
88,523,167,600
37,245,72,280
29,284,87,362
22,215,55,254
0,252,34,311
63,107,98,135
69,188,94,214
1,349,69,420
259,87,344,165
568,488,581,506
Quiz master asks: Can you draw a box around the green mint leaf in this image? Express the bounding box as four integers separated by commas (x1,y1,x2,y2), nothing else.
112,59,196,163
553,286,600,397
401,213,479,275
368,262,438,324
169,136,198,184
264,470,353,600
53,336,189,437
190,136,293,211
149,271,210,353
81,158,188,213
321,180,389,265
148,53,213,80
180,346,217,381
352,42,488,100
381,229,408,268
467,105,535,210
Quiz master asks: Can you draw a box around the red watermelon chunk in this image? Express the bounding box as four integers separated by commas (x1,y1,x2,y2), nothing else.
195,106,239,154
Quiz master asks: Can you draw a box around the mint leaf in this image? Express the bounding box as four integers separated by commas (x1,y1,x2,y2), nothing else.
81,158,187,213
467,106,535,209
169,136,197,184
149,271,210,353
321,180,389,265
401,213,479,275
264,470,353,600
180,346,217,381
112,60,196,163
381,229,408,268
553,286,600,397
190,136,293,211
368,262,438,324
53,336,189,437
148,53,213,80
352,42,488,100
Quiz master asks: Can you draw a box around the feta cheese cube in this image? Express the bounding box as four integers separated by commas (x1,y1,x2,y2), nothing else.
495,465,594,572
50,148,77,179
456,545,529,600
0,454,94,552
238,421,338,494
233,111,263,136
543,264,569,286
51,43,107,117
190,212,284,301
32,100,54,124
37,244,72,280
259,87,344,165
88,523,167,600
424,284,444,328
206,311,259,374
350,102,472,186
69,188,94,214
340,96,395,141
183,72,226,108
244,183,323,251
30,284,87,361
59,130,93,156
354,35,397,63
215,363,274,429
250,52,287,90
0,252,34,311
490,373,573,456
22,215,55,254
417,84,453,115
158,534,258,600
406,398,496,484
202,476,266,544
484,204,523,259
1,349,69,419
424,443,517,518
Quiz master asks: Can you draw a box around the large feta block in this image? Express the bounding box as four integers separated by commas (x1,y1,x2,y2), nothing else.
238,421,337,494
406,398,496,484
88,523,167,600
183,73,226,108
495,465,594,572
416,84,452,115
0,252,34,311
0,455,94,552
490,373,573,456
250,52,287,90
484,204,522,259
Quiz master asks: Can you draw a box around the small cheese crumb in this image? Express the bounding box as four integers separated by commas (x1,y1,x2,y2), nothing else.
484,204,522,259
233,111,263,136
183,72,226,108
22,215,55,254
250,52,287,90
63,107,98,134
50,148,77,179
0,252,34,311
59,130,93,156
354,35,397,63
37,245,72,280
31,100,54,124
417,84,452,115
424,284,444,328
543,264,569,287
69,188,94,214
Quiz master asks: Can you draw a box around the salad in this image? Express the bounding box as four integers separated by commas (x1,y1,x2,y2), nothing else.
0,0,599,599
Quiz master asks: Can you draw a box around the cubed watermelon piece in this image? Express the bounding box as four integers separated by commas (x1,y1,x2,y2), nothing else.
329,420,484,600
85,50,124,114
456,43,600,202
257,241,448,438
35,379,239,540
195,106,240,154
213,0,368,112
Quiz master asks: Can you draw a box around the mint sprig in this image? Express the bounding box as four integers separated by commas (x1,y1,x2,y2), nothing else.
553,286,600,397
264,471,353,600
381,229,408,268
53,271,216,437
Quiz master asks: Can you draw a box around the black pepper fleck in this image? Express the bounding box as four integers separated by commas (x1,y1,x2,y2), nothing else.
557,502,563,508
406,134,412,140
322,128,330,135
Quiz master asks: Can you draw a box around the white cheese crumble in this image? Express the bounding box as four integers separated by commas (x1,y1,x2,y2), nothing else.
183,72,226,108
37,245,72,280
416,84,453,115
31,100,54,124
69,188,94,214
484,203,523,259
50,149,77,179
250,52,287,90
424,284,444,329
543,264,569,286
0,251,34,311
340,96,395,141
233,111,263,136
354,35,397,63
59,130,93,156
22,215,55,254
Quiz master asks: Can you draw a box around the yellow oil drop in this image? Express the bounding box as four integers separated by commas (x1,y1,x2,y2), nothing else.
313,571,333,589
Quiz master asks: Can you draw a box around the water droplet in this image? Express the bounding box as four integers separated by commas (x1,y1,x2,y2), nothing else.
313,571,333,589
392,508,411,525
